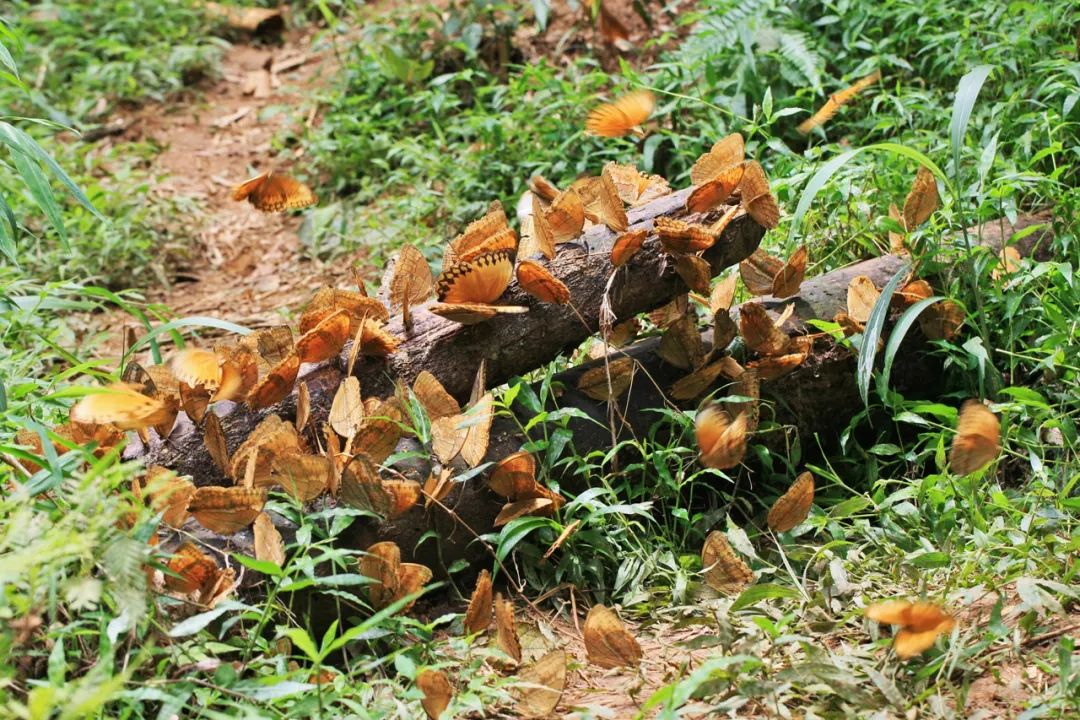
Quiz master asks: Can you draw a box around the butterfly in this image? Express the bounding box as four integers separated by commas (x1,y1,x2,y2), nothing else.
865,600,956,659
738,161,781,229
695,405,747,470
231,171,316,212
358,541,432,612
253,512,285,566
701,530,754,593
583,604,642,668
463,569,493,635
903,166,939,231
950,400,1000,475
70,382,178,432
514,650,567,717
516,260,570,304
739,246,808,298
437,220,517,305
767,471,815,532
797,69,882,134
187,485,267,534
690,133,745,185
585,89,656,137
417,670,453,720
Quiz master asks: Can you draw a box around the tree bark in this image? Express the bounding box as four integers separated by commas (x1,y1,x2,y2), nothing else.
362,188,765,401
138,187,764,481
141,209,1054,577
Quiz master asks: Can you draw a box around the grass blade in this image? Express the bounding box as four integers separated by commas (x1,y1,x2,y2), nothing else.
857,264,910,407
876,295,943,401
0,190,16,263
950,65,994,173
10,147,67,248
128,316,252,356
789,148,857,242
0,122,102,217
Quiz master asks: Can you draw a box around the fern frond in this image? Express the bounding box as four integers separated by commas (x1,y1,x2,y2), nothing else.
773,29,823,93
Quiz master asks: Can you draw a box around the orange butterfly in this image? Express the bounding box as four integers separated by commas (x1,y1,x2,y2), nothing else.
586,89,655,137
797,69,882,134
231,171,316,212
865,600,956,659
950,400,1000,475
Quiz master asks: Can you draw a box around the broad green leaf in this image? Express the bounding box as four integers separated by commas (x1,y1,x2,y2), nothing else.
494,516,552,568
950,65,994,179
730,583,802,612
169,601,247,638
282,627,321,662
231,554,283,577
0,37,18,78
532,0,550,29
0,190,16,263
10,148,67,247
828,495,871,519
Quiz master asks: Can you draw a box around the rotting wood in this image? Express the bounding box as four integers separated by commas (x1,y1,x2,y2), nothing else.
142,210,1054,576
148,254,924,577
363,188,765,401
140,187,764,482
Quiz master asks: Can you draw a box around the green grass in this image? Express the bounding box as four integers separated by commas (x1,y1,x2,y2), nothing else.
2,0,1079,717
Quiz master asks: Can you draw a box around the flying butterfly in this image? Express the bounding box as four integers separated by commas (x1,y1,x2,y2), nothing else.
797,69,882,135
585,89,656,138
865,600,956,659
70,382,177,432
950,400,1000,476
231,170,316,212
695,405,747,470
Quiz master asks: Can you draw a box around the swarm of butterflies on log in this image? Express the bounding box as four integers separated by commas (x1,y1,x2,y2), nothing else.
14,87,1019,713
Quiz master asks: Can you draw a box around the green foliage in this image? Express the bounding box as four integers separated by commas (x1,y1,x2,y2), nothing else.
2,0,1080,717
11,0,226,123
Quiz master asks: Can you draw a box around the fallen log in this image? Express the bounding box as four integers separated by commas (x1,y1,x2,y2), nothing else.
157,251,934,586
140,187,764,482
145,207,1054,578
354,253,924,569
364,188,764,401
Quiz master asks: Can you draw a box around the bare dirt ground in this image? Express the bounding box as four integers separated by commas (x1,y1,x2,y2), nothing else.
96,1,686,340
112,26,355,331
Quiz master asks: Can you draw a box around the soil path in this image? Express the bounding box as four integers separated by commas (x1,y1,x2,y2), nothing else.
120,26,353,330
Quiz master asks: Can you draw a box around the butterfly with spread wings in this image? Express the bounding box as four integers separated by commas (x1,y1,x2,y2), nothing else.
231,171,316,212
